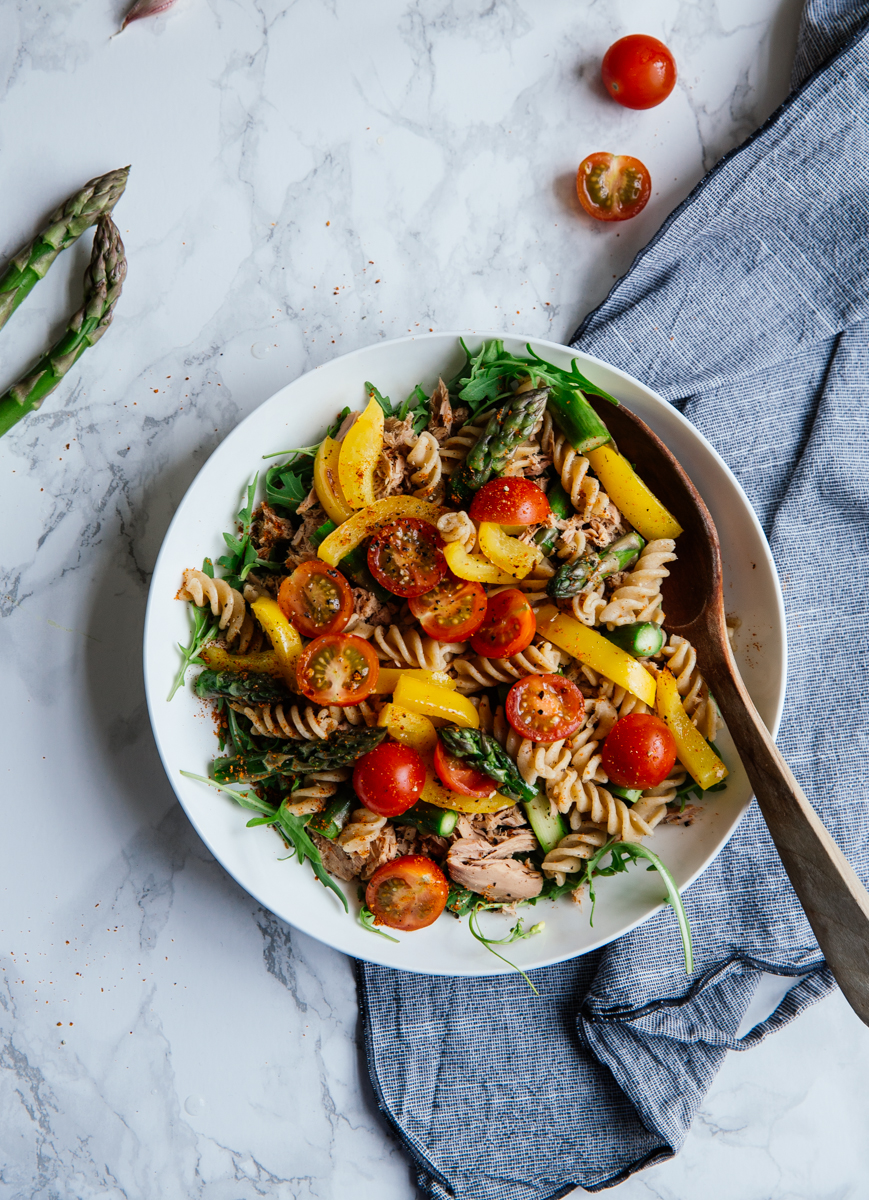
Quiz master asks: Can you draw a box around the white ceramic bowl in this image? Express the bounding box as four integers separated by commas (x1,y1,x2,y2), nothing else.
143,332,786,975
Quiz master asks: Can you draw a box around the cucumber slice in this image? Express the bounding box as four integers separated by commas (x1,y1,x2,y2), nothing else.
607,783,643,804
393,800,459,838
523,791,566,853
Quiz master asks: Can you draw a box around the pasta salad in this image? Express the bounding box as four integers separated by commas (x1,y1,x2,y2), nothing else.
174,339,728,958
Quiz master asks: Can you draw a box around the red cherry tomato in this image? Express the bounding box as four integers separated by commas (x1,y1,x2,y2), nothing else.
277,561,354,638
601,34,677,110
468,478,551,526
433,739,498,798
353,741,427,817
408,574,487,642
365,855,449,931
367,518,447,598
601,713,677,789
505,674,585,744
470,588,536,659
577,153,651,223
295,633,379,707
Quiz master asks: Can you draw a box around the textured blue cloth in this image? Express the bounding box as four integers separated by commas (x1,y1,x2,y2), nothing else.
358,4,869,1195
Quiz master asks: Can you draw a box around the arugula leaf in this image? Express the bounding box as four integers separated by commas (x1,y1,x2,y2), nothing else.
265,462,310,513
579,840,693,973
364,381,393,417
467,907,544,994
181,771,348,911
167,557,220,701
450,338,619,417
397,383,429,433
215,473,277,586
359,904,400,943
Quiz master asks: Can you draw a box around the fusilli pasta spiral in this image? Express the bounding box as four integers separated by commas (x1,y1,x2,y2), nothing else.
230,701,339,741
541,826,609,884
439,419,487,476
546,771,657,840
661,634,721,740
540,411,608,520
373,624,454,670
338,808,387,854
436,510,477,553
598,538,677,628
407,431,443,499
179,568,246,642
452,639,565,692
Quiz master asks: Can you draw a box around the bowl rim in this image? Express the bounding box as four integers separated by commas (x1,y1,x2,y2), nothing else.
143,329,787,974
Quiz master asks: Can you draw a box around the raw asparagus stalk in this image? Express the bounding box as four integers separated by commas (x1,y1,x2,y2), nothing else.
601,622,665,658
439,726,537,803
547,531,645,599
0,215,127,438
534,479,572,553
545,387,612,455
447,387,550,504
194,669,290,704
0,166,129,331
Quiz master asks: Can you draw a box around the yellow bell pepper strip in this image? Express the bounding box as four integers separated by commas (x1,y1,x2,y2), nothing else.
585,444,683,540
477,521,543,580
250,596,303,689
443,539,516,585
656,668,728,790
536,604,657,706
394,674,480,729
377,703,439,756
420,769,512,814
313,436,354,524
373,667,457,694
317,495,442,567
338,396,384,508
200,645,281,676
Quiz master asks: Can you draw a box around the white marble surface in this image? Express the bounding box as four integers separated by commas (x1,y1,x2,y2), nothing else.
3,1,869,1196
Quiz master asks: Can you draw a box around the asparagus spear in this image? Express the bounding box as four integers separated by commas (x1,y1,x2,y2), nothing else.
547,531,645,599
439,726,537,803
0,167,129,332
447,387,550,505
308,790,356,839
0,216,127,438
534,479,572,554
602,622,665,658
213,726,387,782
194,669,290,705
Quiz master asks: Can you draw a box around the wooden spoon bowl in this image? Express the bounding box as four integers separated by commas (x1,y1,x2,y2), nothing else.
589,394,869,1027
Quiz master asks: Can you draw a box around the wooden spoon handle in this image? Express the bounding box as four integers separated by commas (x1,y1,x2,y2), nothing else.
702,655,869,1025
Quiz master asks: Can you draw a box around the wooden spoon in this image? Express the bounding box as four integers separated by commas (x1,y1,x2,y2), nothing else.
588,394,869,1027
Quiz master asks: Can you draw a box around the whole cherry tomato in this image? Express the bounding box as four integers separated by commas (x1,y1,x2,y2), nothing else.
295,633,379,706
433,739,498,798
353,741,427,817
601,34,677,110
367,517,447,598
468,478,551,526
365,855,450,931
601,712,677,789
505,674,585,743
277,561,354,639
577,153,651,222
408,574,488,642
470,588,536,659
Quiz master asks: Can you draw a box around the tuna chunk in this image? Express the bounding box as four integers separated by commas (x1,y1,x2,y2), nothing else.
446,832,543,902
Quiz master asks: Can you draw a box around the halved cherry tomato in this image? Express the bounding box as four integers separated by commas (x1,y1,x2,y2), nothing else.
505,674,585,743
277,562,354,639
468,478,551,526
576,153,651,222
601,34,677,110
353,741,426,817
469,588,536,659
367,517,447,598
601,712,677,789
433,739,498,798
408,574,487,642
295,633,379,706
365,855,449,931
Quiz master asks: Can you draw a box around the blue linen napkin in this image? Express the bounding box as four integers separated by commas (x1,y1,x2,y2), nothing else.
357,3,869,1195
